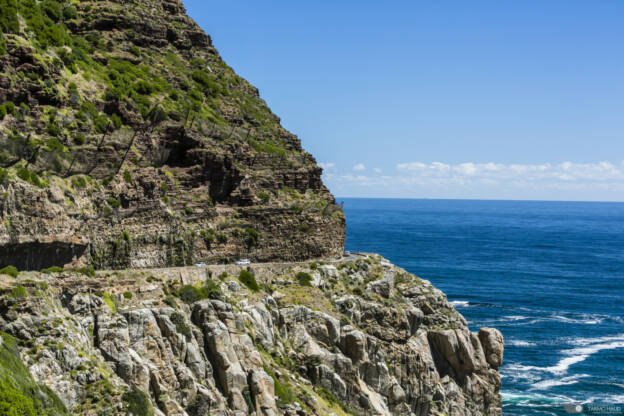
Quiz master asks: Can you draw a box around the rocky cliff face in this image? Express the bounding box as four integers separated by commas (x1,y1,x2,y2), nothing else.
0,2,504,415
0,0,344,270
0,254,503,415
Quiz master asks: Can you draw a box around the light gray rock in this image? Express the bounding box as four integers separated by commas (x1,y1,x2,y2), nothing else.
479,327,504,369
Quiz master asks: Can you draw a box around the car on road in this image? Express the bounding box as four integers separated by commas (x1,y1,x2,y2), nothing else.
236,259,251,265
195,262,206,267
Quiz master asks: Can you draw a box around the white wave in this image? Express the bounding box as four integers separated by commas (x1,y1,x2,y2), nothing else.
568,334,624,346
531,374,589,390
504,334,624,376
450,300,470,307
550,314,604,325
581,393,624,404
501,391,570,405
506,339,536,347
502,315,530,321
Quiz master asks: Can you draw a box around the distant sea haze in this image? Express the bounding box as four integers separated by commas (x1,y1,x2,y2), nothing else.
342,198,624,415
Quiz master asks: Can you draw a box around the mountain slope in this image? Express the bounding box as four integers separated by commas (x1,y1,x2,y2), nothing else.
0,0,345,270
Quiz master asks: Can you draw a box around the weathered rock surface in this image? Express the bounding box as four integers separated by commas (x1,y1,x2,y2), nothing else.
0,254,503,415
0,0,344,270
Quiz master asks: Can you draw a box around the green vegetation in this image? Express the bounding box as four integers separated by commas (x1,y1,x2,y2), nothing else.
244,227,259,248
123,170,132,184
16,167,47,188
296,272,313,287
10,285,27,299
41,266,63,274
174,279,222,304
170,311,192,340
101,292,117,313
122,387,153,416
76,265,95,277
107,197,121,208
0,266,18,278
0,332,69,416
123,291,132,299
263,364,295,406
238,270,259,292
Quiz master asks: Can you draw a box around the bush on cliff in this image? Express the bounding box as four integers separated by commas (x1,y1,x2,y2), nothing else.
122,387,153,416
296,272,313,287
238,270,259,292
0,266,18,278
175,279,222,303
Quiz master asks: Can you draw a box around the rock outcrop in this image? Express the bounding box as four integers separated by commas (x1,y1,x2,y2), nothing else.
0,254,503,415
0,0,344,270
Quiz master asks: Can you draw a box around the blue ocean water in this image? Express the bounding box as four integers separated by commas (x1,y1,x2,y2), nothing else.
341,198,624,416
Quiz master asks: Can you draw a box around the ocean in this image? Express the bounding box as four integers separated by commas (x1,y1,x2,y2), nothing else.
341,198,624,416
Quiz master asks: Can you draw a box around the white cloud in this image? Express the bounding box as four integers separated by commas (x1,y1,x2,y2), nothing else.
319,162,335,171
322,160,624,200
395,161,624,182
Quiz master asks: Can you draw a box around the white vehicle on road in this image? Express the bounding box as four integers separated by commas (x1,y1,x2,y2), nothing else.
236,259,251,265
195,262,206,267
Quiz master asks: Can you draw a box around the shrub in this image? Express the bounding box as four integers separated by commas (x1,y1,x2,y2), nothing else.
238,270,259,292
245,227,259,248
41,266,63,274
62,5,77,20
257,192,270,203
10,285,27,299
71,175,87,188
175,280,222,304
216,233,228,243
0,266,18,278
170,311,192,340
107,197,121,208
123,291,132,299
122,387,153,416
76,265,95,277
122,170,132,184
41,0,63,22
296,272,313,287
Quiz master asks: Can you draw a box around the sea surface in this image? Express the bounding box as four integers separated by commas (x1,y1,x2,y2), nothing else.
341,198,624,416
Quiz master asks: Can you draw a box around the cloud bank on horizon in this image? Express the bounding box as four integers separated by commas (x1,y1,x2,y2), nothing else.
320,160,624,201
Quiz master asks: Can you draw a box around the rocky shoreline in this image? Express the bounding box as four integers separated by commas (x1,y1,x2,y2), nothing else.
0,254,502,415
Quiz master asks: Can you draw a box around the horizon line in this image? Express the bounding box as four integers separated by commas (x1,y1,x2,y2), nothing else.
335,196,624,204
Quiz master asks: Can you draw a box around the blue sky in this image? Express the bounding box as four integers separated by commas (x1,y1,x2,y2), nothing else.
183,1,624,201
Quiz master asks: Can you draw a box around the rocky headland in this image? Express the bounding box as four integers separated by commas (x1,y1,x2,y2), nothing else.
0,0,503,414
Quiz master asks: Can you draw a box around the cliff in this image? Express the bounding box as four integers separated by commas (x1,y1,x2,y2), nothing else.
0,255,502,415
0,1,504,415
0,0,344,270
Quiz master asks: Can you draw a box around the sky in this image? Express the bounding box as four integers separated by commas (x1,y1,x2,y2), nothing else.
183,1,624,201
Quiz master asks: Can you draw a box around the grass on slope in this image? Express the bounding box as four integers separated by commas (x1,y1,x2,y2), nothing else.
0,332,68,416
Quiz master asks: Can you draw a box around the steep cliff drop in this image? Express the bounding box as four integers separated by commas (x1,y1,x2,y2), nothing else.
0,0,502,415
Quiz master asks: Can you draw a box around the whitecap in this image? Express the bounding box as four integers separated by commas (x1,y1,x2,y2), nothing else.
505,334,624,375
450,300,470,307
506,339,536,347
531,374,589,390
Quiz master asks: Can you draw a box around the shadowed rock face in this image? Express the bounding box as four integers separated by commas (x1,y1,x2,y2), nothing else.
0,0,345,270
0,254,503,415
0,241,87,270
